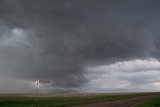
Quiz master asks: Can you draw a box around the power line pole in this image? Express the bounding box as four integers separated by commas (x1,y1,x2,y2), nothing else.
35,80,39,107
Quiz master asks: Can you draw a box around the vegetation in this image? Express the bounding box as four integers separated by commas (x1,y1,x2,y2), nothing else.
134,96,160,107
0,93,155,107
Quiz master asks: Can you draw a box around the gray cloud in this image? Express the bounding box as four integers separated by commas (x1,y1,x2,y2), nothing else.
0,0,160,91
86,59,160,92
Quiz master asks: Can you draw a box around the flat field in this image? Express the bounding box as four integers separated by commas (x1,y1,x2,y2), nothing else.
0,92,159,107
134,96,160,107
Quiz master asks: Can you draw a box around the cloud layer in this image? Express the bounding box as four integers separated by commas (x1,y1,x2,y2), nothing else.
85,58,160,92
0,0,160,92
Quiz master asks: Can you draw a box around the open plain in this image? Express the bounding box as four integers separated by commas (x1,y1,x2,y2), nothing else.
0,92,160,107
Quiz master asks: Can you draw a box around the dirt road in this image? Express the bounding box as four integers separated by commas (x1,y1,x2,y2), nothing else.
71,93,160,107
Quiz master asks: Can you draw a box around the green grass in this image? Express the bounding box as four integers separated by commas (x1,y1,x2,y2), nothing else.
0,93,155,107
134,96,160,107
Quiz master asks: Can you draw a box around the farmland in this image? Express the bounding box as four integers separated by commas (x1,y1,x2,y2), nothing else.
0,92,159,107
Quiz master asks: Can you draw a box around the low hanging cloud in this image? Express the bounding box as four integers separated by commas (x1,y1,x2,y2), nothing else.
88,58,160,73
0,0,160,92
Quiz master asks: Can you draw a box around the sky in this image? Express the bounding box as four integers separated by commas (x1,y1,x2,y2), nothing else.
0,0,160,93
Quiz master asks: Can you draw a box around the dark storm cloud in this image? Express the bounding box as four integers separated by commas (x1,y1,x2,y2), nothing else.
0,0,160,89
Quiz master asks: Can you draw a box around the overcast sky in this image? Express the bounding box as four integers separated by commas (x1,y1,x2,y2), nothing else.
0,0,160,93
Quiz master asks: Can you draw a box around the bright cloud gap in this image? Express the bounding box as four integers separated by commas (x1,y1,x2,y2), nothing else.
84,58,160,92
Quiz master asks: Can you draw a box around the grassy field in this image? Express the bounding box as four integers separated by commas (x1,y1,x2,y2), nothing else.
0,93,156,107
134,96,160,107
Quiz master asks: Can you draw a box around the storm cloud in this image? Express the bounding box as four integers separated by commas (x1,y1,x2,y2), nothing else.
0,0,160,92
